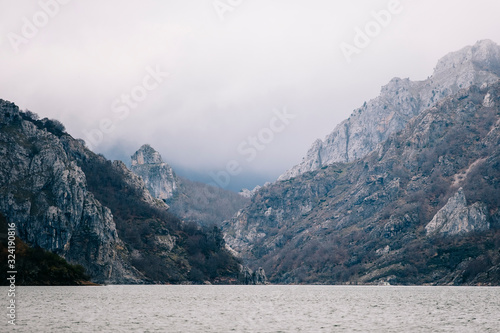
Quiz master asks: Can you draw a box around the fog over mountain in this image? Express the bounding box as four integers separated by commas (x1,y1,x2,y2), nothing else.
1,0,500,191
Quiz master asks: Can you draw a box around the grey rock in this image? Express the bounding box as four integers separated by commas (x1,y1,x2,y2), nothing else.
425,188,490,236
112,159,168,209
239,265,268,285
131,144,177,201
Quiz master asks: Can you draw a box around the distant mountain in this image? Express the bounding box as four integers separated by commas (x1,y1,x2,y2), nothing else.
223,66,500,284
131,144,178,201
279,39,500,181
130,145,249,227
0,101,243,284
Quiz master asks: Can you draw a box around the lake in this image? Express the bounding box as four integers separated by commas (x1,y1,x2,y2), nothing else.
2,285,500,332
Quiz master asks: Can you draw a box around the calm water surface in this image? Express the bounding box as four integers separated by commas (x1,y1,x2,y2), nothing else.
2,285,499,332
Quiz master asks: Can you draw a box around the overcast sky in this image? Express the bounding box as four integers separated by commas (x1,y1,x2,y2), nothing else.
1,0,500,191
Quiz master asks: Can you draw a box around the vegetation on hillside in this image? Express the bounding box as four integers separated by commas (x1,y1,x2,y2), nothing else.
167,177,250,227
0,214,90,286
79,155,242,283
227,84,500,285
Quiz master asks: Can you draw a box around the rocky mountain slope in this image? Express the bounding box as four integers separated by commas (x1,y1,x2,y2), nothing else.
129,145,249,227
0,211,91,285
0,100,137,283
131,144,178,201
279,39,500,181
0,100,243,284
223,81,500,285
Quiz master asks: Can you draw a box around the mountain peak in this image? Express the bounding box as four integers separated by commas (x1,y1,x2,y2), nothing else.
131,144,163,166
130,144,177,201
434,39,500,75
278,40,500,181
380,77,411,95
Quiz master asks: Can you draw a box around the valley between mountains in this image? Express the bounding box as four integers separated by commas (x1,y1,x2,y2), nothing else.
1,40,500,286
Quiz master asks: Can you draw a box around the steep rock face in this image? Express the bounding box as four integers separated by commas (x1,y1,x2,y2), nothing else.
425,188,490,236
223,82,500,285
279,39,500,181
0,101,140,283
239,265,268,285
130,144,177,201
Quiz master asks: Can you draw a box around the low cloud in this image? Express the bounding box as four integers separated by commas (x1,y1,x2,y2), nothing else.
1,0,500,191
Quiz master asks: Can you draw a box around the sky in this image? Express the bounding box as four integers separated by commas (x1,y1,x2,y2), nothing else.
1,0,500,191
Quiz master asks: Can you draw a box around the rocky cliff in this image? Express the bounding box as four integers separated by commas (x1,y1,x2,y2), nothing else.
223,81,500,285
131,144,177,201
0,101,243,284
239,265,268,285
425,188,490,236
0,101,139,283
279,39,500,181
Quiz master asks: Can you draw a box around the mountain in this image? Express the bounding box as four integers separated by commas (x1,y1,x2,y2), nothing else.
0,101,242,284
129,145,249,227
0,100,137,283
223,72,500,284
131,144,178,201
279,39,500,181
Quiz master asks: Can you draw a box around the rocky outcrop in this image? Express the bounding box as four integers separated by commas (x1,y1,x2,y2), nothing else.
0,101,141,283
279,39,500,181
239,186,261,199
111,159,168,209
130,144,177,201
425,188,490,236
239,265,268,285
239,183,271,199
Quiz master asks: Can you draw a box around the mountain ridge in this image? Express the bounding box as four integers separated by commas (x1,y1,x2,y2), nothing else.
279,39,500,181
130,144,178,202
